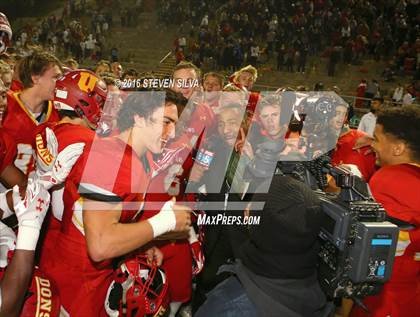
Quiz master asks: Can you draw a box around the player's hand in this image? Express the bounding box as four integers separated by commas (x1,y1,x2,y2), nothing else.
191,240,205,275
144,246,164,266
0,221,16,267
148,197,191,238
172,200,192,232
49,142,85,185
35,142,85,190
189,226,205,275
12,179,50,230
12,179,51,250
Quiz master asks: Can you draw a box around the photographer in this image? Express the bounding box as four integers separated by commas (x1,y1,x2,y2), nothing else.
195,169,327,317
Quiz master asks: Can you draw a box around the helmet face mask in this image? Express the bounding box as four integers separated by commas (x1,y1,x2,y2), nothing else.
105,256,169,317
54,70,107,129
0,12,12,54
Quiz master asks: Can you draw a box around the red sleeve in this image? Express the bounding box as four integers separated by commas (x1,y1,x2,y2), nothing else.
369,164,420,226
69,139,148,223
77,138,150,200
331,130,376,181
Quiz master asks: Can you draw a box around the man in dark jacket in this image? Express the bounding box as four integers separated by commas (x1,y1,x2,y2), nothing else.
196,172,328,317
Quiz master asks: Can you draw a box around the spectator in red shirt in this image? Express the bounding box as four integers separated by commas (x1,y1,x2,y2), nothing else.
355,79,367,108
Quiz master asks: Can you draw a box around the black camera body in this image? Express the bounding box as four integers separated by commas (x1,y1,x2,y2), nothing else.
315,165,399,302
247,141,399,304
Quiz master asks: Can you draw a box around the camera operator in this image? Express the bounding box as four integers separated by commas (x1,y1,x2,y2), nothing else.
350,105,420,317
195,167,328,317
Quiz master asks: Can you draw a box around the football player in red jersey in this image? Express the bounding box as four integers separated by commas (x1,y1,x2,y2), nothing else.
0,79,26,217
40,89,192,316
0,179,51,317
351,106,420,317
0,13,27,192
35,69,108,268
330,103,376,182
148,62,210,316
0,127,83,317
2,51,62,175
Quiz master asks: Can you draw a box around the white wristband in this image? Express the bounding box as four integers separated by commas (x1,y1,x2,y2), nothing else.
16,225,40,251
147,200,176,238
0,190,13,219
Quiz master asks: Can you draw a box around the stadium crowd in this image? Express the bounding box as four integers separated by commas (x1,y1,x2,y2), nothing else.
163,0,420,78
0,4,420,317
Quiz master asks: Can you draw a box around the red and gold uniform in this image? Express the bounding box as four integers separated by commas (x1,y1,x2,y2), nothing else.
3,92,59,175
39,137,152,316
0,129,17,174
9,79,23,93
351,164,420,317
36,122,97,268
331,129,376,181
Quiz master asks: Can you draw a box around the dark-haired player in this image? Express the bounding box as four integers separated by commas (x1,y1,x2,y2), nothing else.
40,89,192,316
351,105,420,317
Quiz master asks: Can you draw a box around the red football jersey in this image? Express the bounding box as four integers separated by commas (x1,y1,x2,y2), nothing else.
143,143,198,303
40,137,152,316
37,122,97,270
2,92,59,175
369,164,420,257
0,129,17,175
351,164,420,317
9,79,23,93
331,129,376,181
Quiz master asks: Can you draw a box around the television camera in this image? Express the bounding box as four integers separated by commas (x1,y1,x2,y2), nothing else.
247,141,400,311
315,163,399,309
